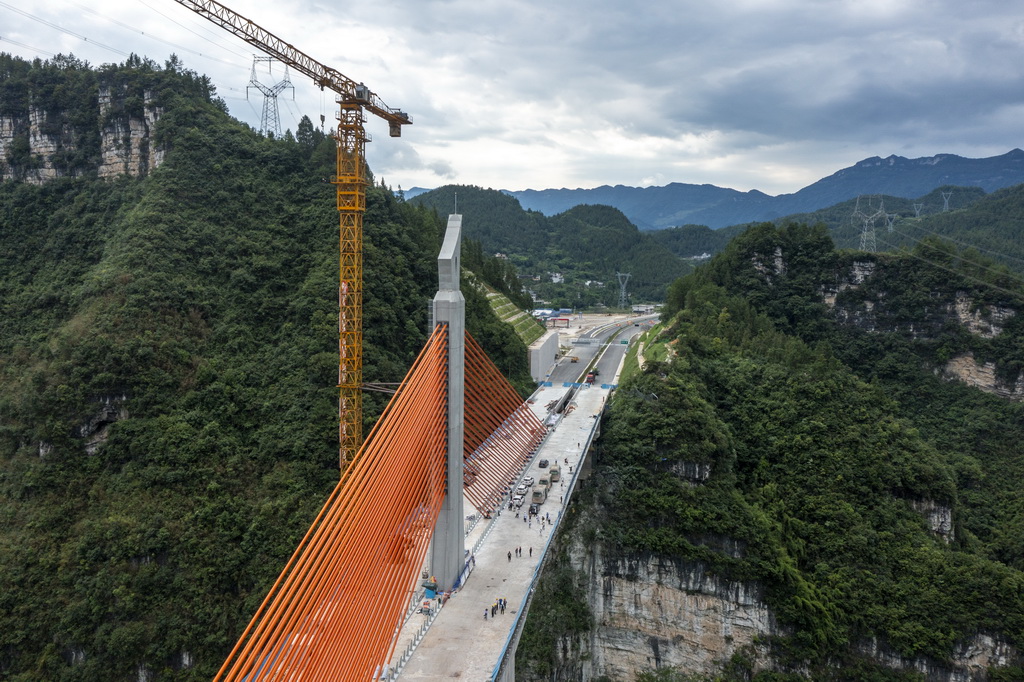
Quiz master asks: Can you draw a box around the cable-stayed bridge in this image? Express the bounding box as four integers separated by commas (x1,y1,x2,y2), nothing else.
212,215,643,681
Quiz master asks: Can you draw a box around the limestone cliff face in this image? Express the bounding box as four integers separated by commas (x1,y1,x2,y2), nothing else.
818,259,1024,399
0,85,163,183
941,353,1024,400
77,394,129,456
855,635,1019,682
562,547,778,679
910,499,955,541
823,259,1017,340
96,86,165,179
552,539,1017,680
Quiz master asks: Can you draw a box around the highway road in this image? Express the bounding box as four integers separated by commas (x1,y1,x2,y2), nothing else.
546,314,658,386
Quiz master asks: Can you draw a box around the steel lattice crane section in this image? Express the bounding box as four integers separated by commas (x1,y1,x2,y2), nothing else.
172,0,412,470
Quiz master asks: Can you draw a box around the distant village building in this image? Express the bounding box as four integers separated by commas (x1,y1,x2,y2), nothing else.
550,273,564,284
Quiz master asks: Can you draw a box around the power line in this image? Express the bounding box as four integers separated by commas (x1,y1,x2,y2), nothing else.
134,0,250,60
281,95,302,132
67,0,243,67
0,35,55,57
0,1,131,57
876,234,1024,301
892,219,1024,271
886,224,1024,291
0,2,268,130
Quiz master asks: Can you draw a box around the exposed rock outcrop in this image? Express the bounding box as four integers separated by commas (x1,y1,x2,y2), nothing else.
954,297,1014,338
97,87,164,179
910,499,955,542
942,353,1024,400
559,547,779,680
751,246,786,282
855,634,1017,682
821,260,875,307
820,256,1024,398
554,542,1018,680
0,87,164,183
78,394,129,455
669,460,711,484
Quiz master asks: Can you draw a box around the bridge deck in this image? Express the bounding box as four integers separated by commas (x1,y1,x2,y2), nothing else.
390,381,611,680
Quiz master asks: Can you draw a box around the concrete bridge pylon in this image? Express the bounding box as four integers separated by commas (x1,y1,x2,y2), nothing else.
430,214,465,590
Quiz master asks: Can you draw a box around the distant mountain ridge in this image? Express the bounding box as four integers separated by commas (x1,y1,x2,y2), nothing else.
409,150,1024,230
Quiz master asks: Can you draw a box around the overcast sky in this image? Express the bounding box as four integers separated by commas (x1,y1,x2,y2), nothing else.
2,0,1022,194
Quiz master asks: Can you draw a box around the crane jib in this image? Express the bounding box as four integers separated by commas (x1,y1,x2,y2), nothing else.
172,0,411,133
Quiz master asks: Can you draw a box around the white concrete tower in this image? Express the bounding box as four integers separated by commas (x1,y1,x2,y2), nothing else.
430,214,465,590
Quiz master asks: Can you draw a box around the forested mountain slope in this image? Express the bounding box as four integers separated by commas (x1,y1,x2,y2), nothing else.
650,183,1024,281
520,224,1024,680
0,56,531,680
412,185,690,305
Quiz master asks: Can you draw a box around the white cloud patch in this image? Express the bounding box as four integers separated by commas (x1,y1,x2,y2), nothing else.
1,0,1022,194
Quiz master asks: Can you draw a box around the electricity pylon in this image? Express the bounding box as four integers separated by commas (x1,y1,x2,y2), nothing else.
616,272,631,310
853,196,885,253
247,56,293,138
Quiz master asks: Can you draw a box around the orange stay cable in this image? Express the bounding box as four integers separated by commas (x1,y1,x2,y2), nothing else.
216,327,450,682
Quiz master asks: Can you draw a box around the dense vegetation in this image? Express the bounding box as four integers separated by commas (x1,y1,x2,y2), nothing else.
0,52,216,179
521,223,1024,679
412,185,691,307
648,186,990,265
0,54,532,679
647,183,1024,287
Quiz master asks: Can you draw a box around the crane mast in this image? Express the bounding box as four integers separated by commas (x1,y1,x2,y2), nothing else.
172,0,411,470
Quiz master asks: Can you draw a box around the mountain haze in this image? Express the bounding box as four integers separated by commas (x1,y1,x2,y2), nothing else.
490,150,1024,230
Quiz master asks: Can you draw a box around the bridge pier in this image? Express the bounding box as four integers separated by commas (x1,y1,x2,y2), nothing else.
429,214,465,591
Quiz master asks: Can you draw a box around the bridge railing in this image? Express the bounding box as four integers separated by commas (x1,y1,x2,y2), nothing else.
489,394,605,681
386,384,562,680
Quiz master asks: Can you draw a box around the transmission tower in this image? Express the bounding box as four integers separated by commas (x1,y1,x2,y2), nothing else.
942,191,953,212
616,272,631,310
885,212,897,233
247,56,294,138
913,203,924,218
852,195,885,253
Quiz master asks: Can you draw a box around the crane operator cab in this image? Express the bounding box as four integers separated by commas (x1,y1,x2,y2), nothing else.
354,83,371,103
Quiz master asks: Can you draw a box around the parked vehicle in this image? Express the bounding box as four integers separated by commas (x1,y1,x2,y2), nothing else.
522,476,534,487
531,486,547,504
528,503,540,516
549,464,560,482
538,475,550,490
539,459,549,468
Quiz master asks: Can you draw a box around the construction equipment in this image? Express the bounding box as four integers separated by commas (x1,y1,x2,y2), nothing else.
172,0,412,469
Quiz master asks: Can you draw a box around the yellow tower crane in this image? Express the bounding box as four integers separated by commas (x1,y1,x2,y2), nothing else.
172,0,412,470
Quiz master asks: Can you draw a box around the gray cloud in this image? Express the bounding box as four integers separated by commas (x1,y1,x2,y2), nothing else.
2,0,1023,194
